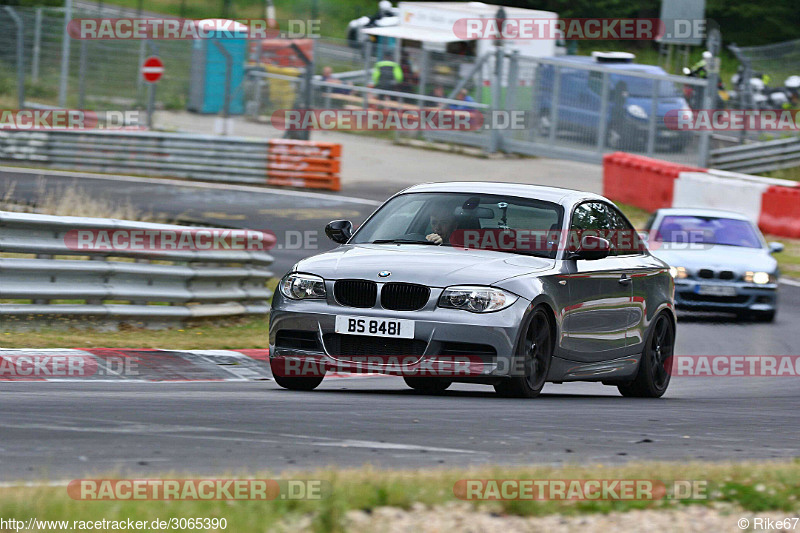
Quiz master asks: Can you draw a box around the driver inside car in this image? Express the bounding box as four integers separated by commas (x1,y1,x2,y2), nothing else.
426,205,460,245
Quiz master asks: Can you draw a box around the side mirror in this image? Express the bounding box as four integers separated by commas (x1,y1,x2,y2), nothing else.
571,235,611,261
768,242,784,254
325,220,353,244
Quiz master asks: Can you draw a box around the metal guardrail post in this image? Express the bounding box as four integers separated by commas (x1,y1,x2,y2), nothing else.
596,71,610,152
504,51,520,144
363,39,373,87
418,48,429,96
488,45,504,153
646,79,658,156
697,66,719,167
528,60,541,142
4,7,25,110
32,7,42,83
548,66,561,145
59,0,72,107
78,40,88,109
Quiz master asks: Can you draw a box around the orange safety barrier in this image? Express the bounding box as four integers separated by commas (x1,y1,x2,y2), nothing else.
603,152,704,213
267,139,341,191
759,185,800,238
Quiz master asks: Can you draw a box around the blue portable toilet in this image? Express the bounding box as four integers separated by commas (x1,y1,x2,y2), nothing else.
188,19,247,114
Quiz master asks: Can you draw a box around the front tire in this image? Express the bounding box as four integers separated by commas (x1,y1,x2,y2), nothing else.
618,313,675,398
753,310,776,322
270,358,325,391
494,307,553,398
403,376,451,393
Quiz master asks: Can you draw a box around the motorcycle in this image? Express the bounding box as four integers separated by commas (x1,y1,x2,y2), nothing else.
729,66,795,109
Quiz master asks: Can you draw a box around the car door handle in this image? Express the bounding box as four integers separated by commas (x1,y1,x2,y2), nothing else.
618,275,631,286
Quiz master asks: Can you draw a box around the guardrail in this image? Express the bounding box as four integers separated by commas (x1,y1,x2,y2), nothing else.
709,137,800,174
0,130,342,191
0,211,274,328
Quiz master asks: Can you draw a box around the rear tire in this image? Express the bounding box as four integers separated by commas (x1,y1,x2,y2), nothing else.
494,307,553,398
618,313,675,398
403,376,451,393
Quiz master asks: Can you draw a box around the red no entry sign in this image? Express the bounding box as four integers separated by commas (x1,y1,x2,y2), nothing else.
141,56,164,83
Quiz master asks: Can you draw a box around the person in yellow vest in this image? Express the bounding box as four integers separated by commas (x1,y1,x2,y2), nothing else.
372,51,403,98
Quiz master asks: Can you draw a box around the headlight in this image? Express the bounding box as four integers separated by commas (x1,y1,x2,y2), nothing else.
438,286,518,313
744,271,774,285
279,273,327,300
627,104,648,119
669,266,688,279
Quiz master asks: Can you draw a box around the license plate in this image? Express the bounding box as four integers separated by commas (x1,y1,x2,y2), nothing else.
335,316,415,339
697,285,737,297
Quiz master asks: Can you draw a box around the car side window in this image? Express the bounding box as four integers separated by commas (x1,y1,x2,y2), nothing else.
571,202,607,232
588,71,603,94
570,202,607,252
605,204,642,256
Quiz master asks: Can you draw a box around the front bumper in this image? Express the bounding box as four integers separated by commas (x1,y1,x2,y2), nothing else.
269,291,531,379
625,117,691,148
674,279,778,312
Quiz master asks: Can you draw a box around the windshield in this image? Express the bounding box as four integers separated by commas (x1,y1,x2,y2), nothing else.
350,192,565,259
613,75,682,98
655,215,763,249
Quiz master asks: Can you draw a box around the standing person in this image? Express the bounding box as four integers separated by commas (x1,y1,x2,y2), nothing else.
372,51,403,98
431,85,446,108
448,89,475,111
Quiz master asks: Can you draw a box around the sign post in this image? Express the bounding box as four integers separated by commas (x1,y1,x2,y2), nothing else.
141,56,164,129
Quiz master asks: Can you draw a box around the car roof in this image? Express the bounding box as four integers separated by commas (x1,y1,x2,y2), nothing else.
398,181,608,207
654,207,753,221
544,56,667,74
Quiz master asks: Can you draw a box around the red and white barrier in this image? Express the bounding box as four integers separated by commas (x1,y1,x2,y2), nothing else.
603,152,800,238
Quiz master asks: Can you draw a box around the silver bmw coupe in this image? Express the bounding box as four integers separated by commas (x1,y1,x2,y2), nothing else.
270,183,676,398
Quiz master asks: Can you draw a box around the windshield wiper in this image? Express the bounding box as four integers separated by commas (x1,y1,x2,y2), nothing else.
370,238,439,245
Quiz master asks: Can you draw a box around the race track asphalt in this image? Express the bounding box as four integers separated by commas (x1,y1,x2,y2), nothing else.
1,167,798,480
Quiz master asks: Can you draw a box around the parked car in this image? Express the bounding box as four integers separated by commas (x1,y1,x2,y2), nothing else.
645,208,783,321
538,52,693,152
270,182,676,398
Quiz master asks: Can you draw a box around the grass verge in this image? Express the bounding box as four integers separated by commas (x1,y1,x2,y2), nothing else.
1,460,798,532
763,166,800,182
0,315,270,350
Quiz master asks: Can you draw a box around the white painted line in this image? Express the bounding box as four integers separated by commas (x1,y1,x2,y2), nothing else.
282,434,479,454
0,165,382,206
0,481,70,488
779,277,800,288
